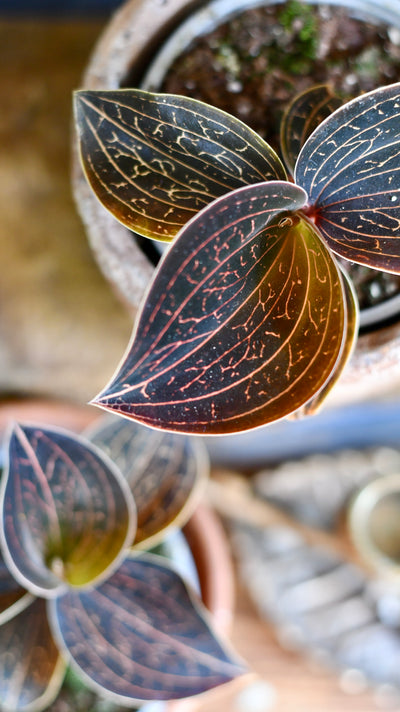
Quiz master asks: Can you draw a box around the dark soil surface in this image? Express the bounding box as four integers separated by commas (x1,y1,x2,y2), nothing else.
161,1,400,315
162,1,400,150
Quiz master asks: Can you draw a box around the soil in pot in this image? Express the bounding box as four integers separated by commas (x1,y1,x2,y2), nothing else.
144,0,400,324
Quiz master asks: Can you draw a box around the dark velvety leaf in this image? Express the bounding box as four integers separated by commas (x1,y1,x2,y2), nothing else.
85,417,207,548
0,549,33,626
49,553,244,704
295,82,400,273
74,89,286,241
0,597,65,712
280,84,342,174
1,424,136,596
294,266,359,417
93,181,347,434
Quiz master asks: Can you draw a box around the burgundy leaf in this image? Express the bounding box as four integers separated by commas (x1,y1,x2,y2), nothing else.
1,424,136,596
85,416,207,548
295,82,400,273
93,181,347,434
0,598,65,712
74,89,286,240
49,553,245,704
295,266,359,417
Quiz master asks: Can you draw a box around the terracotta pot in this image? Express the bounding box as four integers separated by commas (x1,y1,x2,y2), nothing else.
0,397,236,711
72,0,204,314
0,397,96,434
72,0,400,408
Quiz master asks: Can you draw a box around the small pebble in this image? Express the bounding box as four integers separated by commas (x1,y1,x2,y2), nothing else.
234,680,278,712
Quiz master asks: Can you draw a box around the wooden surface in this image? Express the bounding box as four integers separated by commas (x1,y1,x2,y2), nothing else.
0,18,132,402
0,14,398,712
194,577,399,712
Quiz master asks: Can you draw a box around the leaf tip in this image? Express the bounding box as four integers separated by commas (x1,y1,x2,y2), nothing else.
88,391,107,408
73,90,96,132
73,88,91,105
88,391,117,418
72,89,85,115
6,420,27,448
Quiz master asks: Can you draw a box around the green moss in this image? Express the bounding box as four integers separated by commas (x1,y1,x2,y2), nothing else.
279,0,318,64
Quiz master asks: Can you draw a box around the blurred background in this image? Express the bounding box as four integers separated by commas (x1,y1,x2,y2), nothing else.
0,0,131,403
1,1,124,17
2,2,400,711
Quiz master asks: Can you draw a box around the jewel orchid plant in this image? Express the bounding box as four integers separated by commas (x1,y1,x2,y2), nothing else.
74,82,400,435
0,417,243,712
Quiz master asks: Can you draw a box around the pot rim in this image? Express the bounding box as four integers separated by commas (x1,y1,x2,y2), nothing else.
348,472,400,580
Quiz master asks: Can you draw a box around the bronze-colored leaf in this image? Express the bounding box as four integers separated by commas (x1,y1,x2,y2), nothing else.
0,598,65,712
295,82,400,273
295,266,359,417
1,424,136,596
49,553,245,704
92,181,347,434
85,416,208,548
280,84,342,174
74,89,286,241
0,549,33,626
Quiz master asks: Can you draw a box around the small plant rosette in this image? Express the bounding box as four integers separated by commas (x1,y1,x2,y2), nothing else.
74,82,400,434
0,417,244,712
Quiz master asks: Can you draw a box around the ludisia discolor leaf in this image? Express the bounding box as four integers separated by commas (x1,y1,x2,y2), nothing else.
0,550,32,626
295,82,400,273
296,266,359,417
280,84,342,175
86,416,207,548
0,598,65,712
1,424,136,596
93,181,347,434
49,553,245,704
74,89,286,241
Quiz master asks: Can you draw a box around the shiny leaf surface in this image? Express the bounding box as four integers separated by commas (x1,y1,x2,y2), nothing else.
0,550,32,626
1,425,136,596
85,416,207,548
0,598,65,712
295,82,400,273
296,266,359,417
74,89,286,241
281,84,342,174
49,553,244,704
93,182,347,434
